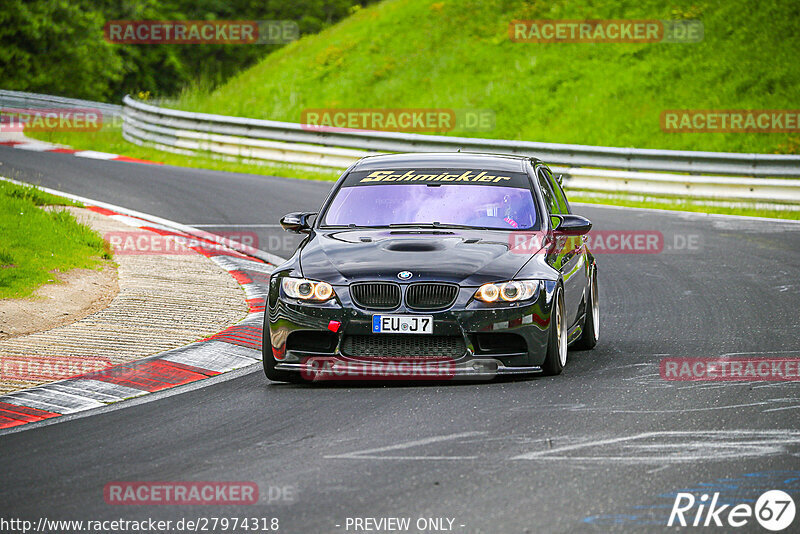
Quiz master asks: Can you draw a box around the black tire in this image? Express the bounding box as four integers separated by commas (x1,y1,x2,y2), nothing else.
542,285,568,376
262,322,306,384
574,268,599,350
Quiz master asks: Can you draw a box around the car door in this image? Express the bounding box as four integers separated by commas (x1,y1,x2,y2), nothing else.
536,166,586,329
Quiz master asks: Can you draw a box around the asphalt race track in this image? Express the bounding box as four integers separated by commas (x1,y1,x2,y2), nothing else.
1,146,799,532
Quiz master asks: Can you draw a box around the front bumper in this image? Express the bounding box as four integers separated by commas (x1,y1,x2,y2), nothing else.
266,280,557,380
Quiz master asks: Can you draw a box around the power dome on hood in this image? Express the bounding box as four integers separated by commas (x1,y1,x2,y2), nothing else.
299,228,538,286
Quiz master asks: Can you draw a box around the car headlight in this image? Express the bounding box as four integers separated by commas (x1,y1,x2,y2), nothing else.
474,281,539,303
281,277,336,301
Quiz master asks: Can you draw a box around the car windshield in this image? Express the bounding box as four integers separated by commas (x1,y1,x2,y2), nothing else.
322,183,538,230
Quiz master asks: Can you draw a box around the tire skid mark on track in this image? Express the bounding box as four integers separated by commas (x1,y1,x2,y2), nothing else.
0,202,274,434
321,430,800,464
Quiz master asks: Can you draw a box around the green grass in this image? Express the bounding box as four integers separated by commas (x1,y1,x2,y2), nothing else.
568,192,800,220
1,180,82,208
172,0,800,154
0,181,112,299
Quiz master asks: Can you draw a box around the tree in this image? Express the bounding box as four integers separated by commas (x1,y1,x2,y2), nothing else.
0,0,122,101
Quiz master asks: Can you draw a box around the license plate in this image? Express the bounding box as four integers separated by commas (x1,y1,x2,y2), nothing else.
372,315,433,334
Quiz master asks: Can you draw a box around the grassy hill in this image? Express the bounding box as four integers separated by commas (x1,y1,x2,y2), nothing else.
174,0,800,154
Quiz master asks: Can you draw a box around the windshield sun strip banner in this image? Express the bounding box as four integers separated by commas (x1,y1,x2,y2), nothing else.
342,169,531,188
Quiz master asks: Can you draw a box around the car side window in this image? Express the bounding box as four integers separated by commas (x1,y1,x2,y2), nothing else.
542,168,570,214
536,169,563,215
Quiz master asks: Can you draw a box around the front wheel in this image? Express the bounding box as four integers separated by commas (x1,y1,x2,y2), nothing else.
541,285,568,375
574,268,599,350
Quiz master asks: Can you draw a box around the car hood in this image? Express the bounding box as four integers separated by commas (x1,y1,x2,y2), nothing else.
299,229,543,286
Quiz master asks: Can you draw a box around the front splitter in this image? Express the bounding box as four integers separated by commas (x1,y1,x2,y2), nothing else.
274,358,542,381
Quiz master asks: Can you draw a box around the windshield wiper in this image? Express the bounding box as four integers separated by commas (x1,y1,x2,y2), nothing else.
433,223,494,230
321,224,377,229
388,222,493,230
388,223,440,228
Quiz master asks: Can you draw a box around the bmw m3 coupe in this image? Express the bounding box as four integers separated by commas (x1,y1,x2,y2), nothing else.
262,153,598,382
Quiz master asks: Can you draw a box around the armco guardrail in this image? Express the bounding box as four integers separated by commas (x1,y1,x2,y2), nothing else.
561,168,800,203
122,96,800,180
4,90,797,203
122,96,800,203
0,90,122,118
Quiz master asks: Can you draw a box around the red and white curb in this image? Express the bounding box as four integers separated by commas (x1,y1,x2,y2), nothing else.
0,137,161,165
0,182,279,432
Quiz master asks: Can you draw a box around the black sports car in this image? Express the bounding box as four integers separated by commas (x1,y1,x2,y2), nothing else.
263,153,598,382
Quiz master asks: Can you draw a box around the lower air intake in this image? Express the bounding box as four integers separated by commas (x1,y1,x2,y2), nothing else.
341,335,466,359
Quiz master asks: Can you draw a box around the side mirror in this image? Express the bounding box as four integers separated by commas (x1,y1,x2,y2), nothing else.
280,212,316,233
551,214,592,236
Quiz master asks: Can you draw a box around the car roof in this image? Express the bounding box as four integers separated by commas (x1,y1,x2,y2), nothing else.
352,152,541,172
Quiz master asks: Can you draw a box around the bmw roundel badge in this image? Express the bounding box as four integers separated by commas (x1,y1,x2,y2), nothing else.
397,271,413,280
